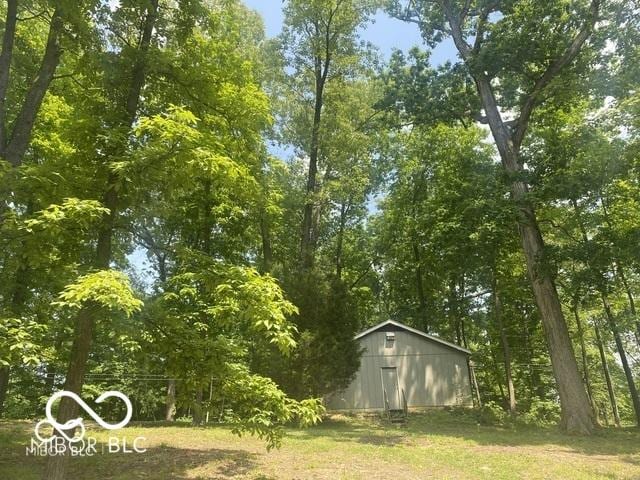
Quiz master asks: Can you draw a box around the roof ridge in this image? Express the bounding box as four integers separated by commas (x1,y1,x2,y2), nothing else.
354,319,471,354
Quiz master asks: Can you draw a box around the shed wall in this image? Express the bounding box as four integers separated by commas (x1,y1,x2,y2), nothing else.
327,330,472,410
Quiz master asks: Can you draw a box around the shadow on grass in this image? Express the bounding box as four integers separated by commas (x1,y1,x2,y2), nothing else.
66,445,263,480
0,421,269,480
305,412,640,458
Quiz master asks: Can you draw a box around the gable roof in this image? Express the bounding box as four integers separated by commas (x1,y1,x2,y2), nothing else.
354,320,472,355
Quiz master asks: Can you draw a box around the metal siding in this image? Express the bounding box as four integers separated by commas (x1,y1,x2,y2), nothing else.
327,330,473,410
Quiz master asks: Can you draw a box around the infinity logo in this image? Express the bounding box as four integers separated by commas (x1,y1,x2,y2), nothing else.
34,390,133,443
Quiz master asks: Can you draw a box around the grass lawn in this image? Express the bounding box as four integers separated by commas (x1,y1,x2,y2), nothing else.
1,412,639,479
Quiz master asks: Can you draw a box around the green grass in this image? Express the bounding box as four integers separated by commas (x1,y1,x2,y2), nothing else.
1,412,639,479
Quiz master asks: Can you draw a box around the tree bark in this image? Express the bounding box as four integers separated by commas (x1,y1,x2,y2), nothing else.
3,6,63,167
487,337,507,402
192,389,203,426
493,276,516,413
0,0,18,151
301,21,331,269
412,241,429,330
43,2,158,479
165,379,176,421
0,366,9,417
594,324,621,427
572,300,596,415
260,212,273,274
489,106,593,433
335,202,347,280
601,293,640,426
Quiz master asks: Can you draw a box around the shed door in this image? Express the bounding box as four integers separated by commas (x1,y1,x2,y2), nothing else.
380,367,401,410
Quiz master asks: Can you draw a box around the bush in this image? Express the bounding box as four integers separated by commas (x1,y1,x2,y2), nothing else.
518,399,561,426
4,392,34,419
476,401,509,426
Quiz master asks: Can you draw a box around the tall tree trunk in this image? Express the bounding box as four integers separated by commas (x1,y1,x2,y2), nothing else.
463,69,595,433
459,319,482,407
165,379,176,421
0,0,18,151
594,324,621,427
412,242,428,331
3,6,64,167
260,213,273,274
487,337,507,402
442,3,598,432
335,202,347,280
192,389,203,426
493,276,516,413
0,366,9,417
43,3,158,479
301,47,330,269
512,190,592,432
572,300,596,416
601,293,640,426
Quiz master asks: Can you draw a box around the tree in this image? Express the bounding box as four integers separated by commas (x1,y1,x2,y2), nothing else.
388,0,603,434
280,0,379,268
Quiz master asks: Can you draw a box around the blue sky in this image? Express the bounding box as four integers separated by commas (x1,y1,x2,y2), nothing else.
243,0,458,65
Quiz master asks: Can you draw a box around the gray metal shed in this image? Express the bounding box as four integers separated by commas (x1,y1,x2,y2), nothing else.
327,320,473,411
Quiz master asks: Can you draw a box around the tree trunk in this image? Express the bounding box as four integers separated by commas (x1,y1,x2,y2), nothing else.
458,67,593,432
43,3,157,479
601,293,640,426
41,305,97,480
493,276,516,413
301,49,330,269
165,379,176,421
4,6,63,167
487,338,507,402
0,366,9,417
439,0,598,427
259,212,273,274
594,324,621,427
412,241,428,332
192,389,203,426
572,301,597,416
0,0,18,151
511,188,592,433
335,202,347,280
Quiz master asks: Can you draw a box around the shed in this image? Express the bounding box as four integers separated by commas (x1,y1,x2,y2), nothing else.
327,320,473,411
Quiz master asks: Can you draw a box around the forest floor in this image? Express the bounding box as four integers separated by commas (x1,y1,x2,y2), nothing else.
1,411,639,479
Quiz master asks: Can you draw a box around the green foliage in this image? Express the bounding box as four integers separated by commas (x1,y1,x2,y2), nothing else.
162,256,298,356
55,270,143,316
221,363,324,450
20,198,109,233
0,318,46,367
1,0,639,456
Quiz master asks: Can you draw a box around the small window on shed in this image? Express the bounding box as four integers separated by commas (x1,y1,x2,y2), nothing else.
385,331,395,348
